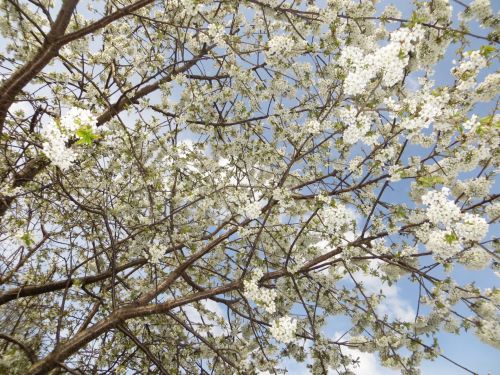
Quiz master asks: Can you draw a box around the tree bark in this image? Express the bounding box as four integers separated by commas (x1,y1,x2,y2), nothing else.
25,281,241,375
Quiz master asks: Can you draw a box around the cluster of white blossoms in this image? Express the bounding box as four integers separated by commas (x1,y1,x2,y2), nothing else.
426,230,462,260
337,107,373,145
486,202,500,221
338,46,372,96
461,0,492,22
472,296,500,348
149,243,166,265
339,25,425,96
203,23,226,46
455,213,489,242
422,188,489,262
41,125,77,170
41,108,98,170
391,77,450,132
462,114,480,132
243,269,277,314
320,201,356,241
421,187,461,227
374,145,396,163
269,316,297,344
458,50,489,86
166,0,203,17
267,35,294,55
3,0,500,371
243,200,262,220
266,35,299,62
452,50,487,91
458,246,491,270
243,270,298,343
324,204,355,234
348,156,364,177
476,318,500,348
61,107,97,133
304,119,322,134
381,4,402,20
475,72,500,102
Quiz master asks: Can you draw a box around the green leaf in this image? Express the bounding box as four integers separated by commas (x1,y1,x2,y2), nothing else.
394,206,407,218
408,12,426,28
435,300,446,309
20,233,34,247
476,115,500,135
75,125,99,145
417,175,445,187
431,88,443,97
480,45,496,57
444,232,458,244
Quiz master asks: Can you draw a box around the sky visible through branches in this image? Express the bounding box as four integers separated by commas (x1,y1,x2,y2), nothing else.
0,0,499,374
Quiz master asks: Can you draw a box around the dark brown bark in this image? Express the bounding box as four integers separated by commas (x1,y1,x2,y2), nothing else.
0,258,147,305
0,0,80,133
0,0,164,134
25,281,241,375
0,157,50,217
0,333,37,363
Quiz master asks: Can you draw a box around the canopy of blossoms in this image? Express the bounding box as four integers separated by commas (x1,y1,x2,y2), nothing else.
0,0,498,374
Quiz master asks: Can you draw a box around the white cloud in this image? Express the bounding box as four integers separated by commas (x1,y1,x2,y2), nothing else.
178,299,229,337
342,348,399,375
278,340,399,375
8,100,33,115
351,261,415,322
325,332,399,375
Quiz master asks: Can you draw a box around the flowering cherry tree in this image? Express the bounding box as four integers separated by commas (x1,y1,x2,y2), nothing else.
0,0,498,374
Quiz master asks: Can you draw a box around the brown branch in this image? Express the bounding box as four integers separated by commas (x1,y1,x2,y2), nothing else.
96,47,210,126
0,333,37,363
0,0,79,133
0,50,211,221
57,0,156,46
20,219,440,375
0,258,147,305
25,281,241,375
117,324,170,375
0,0,168,133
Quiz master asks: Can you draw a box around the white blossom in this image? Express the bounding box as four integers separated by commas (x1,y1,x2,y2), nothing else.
41,108,98,170
305,119,322,134
243,269,277,314
421,187,461,227
467,0,492,21
459,247,491,270
41,127,77,170
269,316,297,344
149,243,166,265
454,213,489,242
267,35,296,59
61,107,98,132
2,1,499,373
320,202,356,238
340,26,425,96
426,229,462,260
243,201,262,220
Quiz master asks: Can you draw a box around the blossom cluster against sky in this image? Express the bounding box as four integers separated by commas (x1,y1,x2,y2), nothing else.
282,0,500,373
